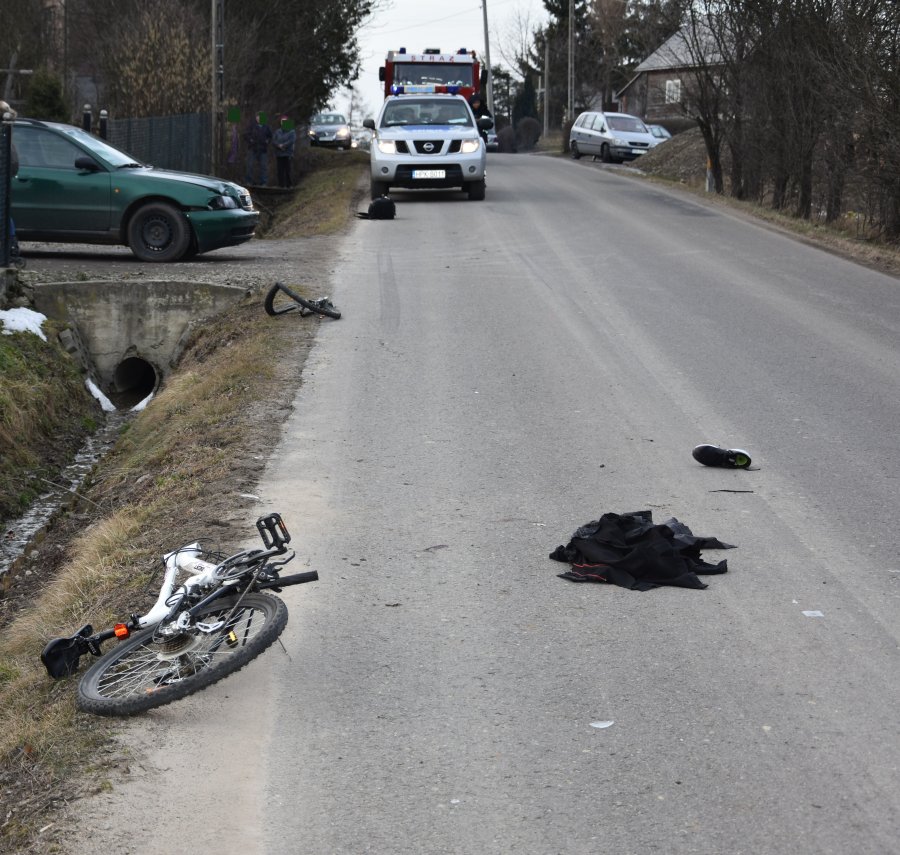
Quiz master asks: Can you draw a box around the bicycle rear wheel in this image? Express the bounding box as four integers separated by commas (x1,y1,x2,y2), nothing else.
76,593,288,716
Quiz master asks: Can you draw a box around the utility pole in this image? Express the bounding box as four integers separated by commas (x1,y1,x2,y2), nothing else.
481,0,494,113
543,38,550,137
567,0,574,125
1,112,12,268
211,0,225,174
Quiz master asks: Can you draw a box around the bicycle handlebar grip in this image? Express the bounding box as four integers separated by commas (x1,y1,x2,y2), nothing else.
258,570,319,589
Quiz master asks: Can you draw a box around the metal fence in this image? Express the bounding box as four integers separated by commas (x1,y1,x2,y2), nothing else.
106,112,211,175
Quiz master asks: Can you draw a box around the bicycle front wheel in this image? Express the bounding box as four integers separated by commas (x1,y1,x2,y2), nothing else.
76,593,288,716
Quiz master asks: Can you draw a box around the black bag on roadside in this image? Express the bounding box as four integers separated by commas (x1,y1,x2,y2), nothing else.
358,196,396,220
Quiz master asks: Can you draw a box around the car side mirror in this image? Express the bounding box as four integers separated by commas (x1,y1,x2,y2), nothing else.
363,118,375,130
477,117,493,131
74,156,102,172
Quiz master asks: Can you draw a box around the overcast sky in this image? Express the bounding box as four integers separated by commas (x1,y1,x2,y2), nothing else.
336,0,550,120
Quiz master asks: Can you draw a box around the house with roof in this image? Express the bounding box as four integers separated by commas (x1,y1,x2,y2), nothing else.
615,24,722,127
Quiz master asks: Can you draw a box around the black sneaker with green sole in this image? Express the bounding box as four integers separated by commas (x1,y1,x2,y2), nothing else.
692,444,752,469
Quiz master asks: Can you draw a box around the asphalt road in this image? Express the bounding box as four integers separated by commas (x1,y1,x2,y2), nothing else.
63,154,900,855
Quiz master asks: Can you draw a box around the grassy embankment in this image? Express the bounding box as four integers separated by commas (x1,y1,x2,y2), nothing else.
0,148,367,851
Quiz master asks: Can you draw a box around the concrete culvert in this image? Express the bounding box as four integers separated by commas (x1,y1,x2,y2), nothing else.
111,357,157,408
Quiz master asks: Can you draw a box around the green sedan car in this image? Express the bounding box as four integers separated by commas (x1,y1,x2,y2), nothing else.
10,118,259,262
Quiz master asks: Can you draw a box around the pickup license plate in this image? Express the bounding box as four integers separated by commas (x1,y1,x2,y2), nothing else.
412,169,446,179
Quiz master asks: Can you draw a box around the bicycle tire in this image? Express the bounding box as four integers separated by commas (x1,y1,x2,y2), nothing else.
76,592,288,716
264,282,301,316
264,282,341,319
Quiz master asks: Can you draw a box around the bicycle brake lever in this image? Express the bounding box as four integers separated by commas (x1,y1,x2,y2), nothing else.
266,550,296,571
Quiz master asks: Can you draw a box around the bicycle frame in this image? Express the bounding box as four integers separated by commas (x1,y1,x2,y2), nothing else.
138,544,220,629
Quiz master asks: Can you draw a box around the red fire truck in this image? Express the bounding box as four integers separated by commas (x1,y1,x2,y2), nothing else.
379,47,482,100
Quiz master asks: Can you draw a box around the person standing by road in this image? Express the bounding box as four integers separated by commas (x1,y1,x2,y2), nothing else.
273,115,296,188
243,111,272,186
468,92,492,143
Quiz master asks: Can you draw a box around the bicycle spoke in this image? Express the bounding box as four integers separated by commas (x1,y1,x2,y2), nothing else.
93,604,270,699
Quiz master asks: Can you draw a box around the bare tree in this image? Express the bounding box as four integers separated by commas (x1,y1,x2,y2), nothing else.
0,0,44,106
224,0,375,122
65,0,376,124
102,0,211,117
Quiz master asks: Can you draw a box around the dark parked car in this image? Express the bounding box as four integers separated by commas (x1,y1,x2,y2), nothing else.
10,118,258,262
308,112,351,149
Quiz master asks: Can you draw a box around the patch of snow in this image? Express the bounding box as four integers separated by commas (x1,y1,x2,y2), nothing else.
0,307,48,341
86,378,117,412
131,393,154,412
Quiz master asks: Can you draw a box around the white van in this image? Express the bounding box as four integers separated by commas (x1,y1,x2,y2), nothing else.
569,111,658,163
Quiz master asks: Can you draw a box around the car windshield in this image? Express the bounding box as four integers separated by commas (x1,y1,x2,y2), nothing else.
311,114,347,125
53,125,146,167
381,99,472,127
607,115,649,133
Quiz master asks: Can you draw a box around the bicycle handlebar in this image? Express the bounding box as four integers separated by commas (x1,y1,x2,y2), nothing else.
256,570,319,589
257,570,318,589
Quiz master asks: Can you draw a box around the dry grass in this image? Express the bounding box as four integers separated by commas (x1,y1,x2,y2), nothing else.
265,148,369,238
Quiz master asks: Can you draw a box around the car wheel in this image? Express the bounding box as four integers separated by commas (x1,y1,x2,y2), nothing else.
127,202,191,262
571,141,581,160
371,179,389,200
601,144,612,164
467,179,486,201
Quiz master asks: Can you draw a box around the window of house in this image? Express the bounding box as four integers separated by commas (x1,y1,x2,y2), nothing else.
665,79,682,104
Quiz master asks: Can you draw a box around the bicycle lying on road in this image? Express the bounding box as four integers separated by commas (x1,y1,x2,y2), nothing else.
264,281,341,319
41,513,317,716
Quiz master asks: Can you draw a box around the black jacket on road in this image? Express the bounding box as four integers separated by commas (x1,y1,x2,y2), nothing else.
550,510,734,591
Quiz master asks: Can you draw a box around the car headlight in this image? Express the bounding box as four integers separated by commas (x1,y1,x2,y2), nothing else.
460,139,480,154
308,130,317,139
377,139,397,154
612,137,628,147
209,194,238,209
336,128,350,138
